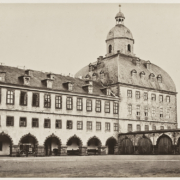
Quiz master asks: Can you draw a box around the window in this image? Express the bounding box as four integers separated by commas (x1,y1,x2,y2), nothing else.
100,71,104,79
0,142,2,151
32,93,39,107
44,94,51,108
166,96,170,103
159,95,163,102
152,107,155,117
157,75,162,83
6,116,14,126
113,102,119,114
96,122,101,130
86,99,92,112
151,94,156,101
32,118,39,128
136,91,140,99
136,105,140,116
67,97,73,110
55,96,62,109
137,125,141,131
77,121,83,130
127,90,132,98
67,120,73,129
96,100,101,112
152,125,156,130
144,92,148,100
106,89,111,96
77,98,83,111
88,86,93,94
44,119,51,128
160,126,164,130
55,120,62,129
168,126,171,129
87,121,92,130
20,91,27,106
6,90,14,105
128,44,131,52
160,107,163,118
114,123,119,131
144,107,148,117
128,124,132,132
105,122,110,131
105,101,110,113
68,83,73,91
19,117,27,127
166,108,170,119
109,45,112,53
145,125,149,131
128,104,132,115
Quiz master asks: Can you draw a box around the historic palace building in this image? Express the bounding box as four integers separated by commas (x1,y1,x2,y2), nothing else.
0,6,178,156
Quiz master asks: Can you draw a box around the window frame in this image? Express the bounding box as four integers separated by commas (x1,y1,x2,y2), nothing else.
32,92,39,107
160,107,163,118
114,123,119,131
145,125,149,131
66,96,73,110
135,91,140,99
128,104,132,115
159,95,163,102
55,95,62,109
44,119,51,128
151,94,156,101
44,94,51,108
152,125,156,130
19,117,27,127
87,121,92,130
86,99,92,112
166,96,170,103
144,92,148,100
144,106,148,117
136,105,140,116
95,100,101,112
67,120,73,129
77,98,83,111
96,122,101,131
55,119,62,129
137,124,141,131
113,102,119,114
127,90,132,98
6,89,15,105
77,121,83,130
105,122,110,131
128,124,132,132
152,107,156,117
32,118,39,128
19,91,27,106
105,101,110,113
6,116,14,127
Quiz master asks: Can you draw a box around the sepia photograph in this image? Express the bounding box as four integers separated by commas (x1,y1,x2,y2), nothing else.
0,1,180,177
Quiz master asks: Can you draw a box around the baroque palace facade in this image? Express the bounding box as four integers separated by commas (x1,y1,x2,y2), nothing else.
0,6,178,156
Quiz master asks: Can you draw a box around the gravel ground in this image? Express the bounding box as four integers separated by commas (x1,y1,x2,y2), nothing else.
0,155,180,177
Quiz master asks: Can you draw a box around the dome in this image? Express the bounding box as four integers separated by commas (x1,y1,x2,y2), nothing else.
106,24,133,41
115,11,125,19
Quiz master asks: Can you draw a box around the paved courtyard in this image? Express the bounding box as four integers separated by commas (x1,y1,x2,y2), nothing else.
0,155,180,177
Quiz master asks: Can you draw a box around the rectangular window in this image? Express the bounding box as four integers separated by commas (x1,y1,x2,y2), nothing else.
19,117,27,127
166,96,170,103
6,90,14,105
32,93,39,107
151,94,156,101
152,107,155,117
96,100,101,112
0,142,2,151
77,121,83,130
160,107,163,118
77,98,83,111
20,91,27,106
128,124,132,132
136,105,140,116
44,119,51,128
87,121,92,130
114,123,119,131
44,94,51,108
6,116,14,126
113,102,119,114
86,99,92,112
128,104,132,115
55,120,62,129
55,96,62,109
159,95,163,102
127,90,132,98
160,126,164,130
105,101,110,113
105,122,110,131
67,120,73,129
144,92,148,100
152,125,156,130
145,125,149,131
32,118,39,128
136,91,140,99
137,124,141,131
166,108,170,119
144,107,148,117
96,122,101,130
66,97,73,110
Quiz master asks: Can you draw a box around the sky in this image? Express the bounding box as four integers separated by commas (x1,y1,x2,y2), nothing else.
0,3,180,125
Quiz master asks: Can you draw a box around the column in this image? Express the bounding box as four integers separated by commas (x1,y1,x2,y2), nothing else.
79,146,87,156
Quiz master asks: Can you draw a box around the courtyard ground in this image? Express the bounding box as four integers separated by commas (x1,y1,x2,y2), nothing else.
0,155,180,177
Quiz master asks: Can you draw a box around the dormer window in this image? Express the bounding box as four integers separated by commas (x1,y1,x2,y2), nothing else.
92,73,97,81
140,71,145,78
131,69,137,76
88,85,93,94
149,73,155,82
145,61,151,70
82,84,93,94
0,72,6,82
23,76,30,85
157,74,162,83
68,83,73,91
25,70,33,77
47,73,55,80
101,87,111,96
100,70,104,79
42,78,54,88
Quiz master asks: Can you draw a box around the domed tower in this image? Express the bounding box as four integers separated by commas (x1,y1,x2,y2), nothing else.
106,5,134,57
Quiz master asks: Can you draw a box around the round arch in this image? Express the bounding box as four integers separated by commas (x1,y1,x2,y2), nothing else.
0,131,14,145
106,136,118,155
119,137,134,154
43,133,62,146
87,136,102,147
18,133,39,146
87,136,102,155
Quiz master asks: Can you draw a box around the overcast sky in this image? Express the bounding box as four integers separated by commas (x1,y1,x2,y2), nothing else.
0,3,180,126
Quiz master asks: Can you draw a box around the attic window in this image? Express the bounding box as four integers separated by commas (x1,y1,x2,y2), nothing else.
100,70,104,79
109,45,112,53
0,72,6,82
140,71,145,77
107,89,111,96
131,69,137,76
92,73,97,81
149,73,155,81
157,74,162,83
128,44,131,52
88,86,93,94
24,77,30,85
68,83,73,91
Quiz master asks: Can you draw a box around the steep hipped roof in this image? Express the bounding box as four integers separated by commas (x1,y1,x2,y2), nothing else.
0,65,111,96
75,53,176,93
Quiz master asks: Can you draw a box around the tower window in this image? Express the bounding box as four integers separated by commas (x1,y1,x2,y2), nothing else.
128,44,131,52
109,45,112,53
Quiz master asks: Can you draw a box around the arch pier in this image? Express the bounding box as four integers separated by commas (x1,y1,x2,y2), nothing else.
118,129,180,155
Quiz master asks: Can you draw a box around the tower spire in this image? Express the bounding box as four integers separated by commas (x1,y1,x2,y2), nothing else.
115,4,125,25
